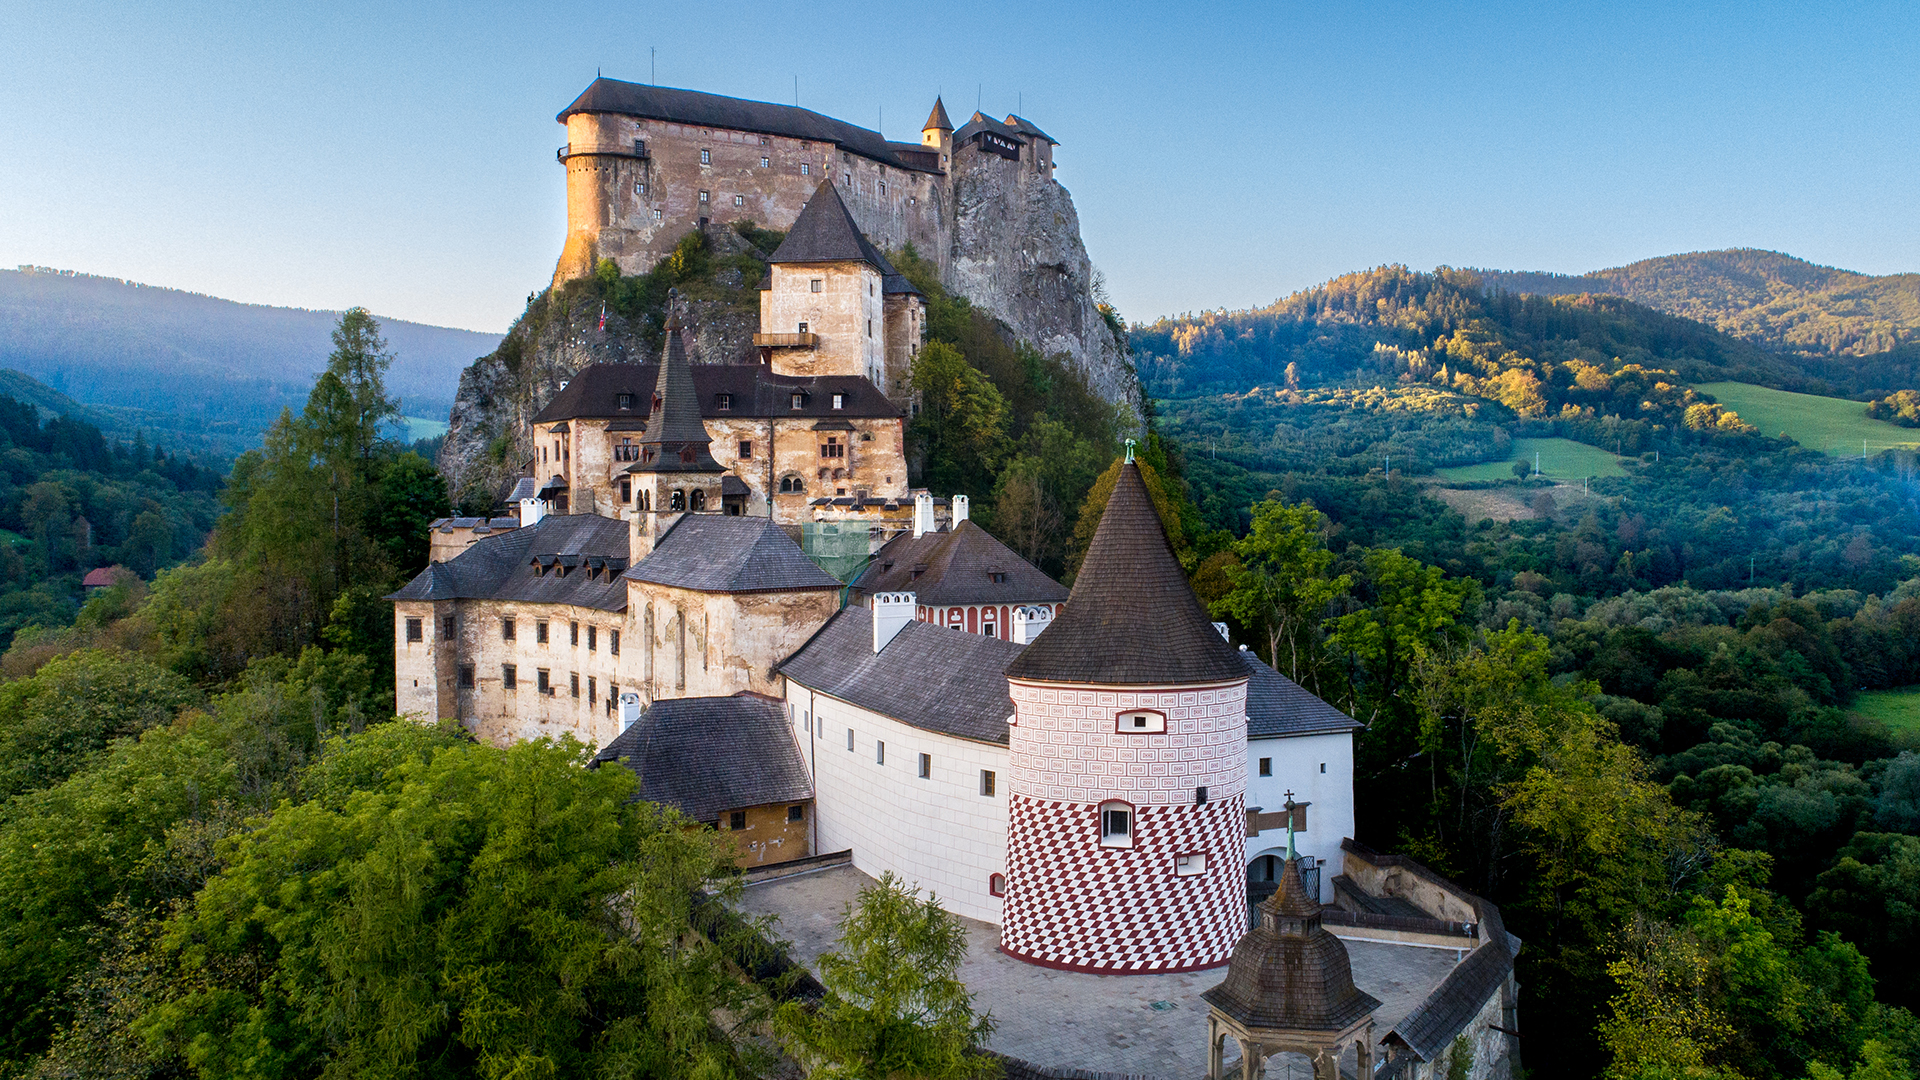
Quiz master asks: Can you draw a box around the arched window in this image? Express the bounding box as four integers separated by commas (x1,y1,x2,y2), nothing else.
670,489,685,511
1098,800,1133,849
689,489,706,512
779,475,805,494
638,490,650,511
988,873,1007,897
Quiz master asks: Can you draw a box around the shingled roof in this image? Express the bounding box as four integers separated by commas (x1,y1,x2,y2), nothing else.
767,183,923,297
1005,114,1057,145
558,79,941,174
778,607,1023,745
633,312,725,473
851,520,1067,607
386,514,630,612
1005,462,1246,685
532,362,901,425
953,111,1026,147
590,695,811,822
625,514,841,593
1203,854,1382,1032
923,97,953,132
1242,652,1364,739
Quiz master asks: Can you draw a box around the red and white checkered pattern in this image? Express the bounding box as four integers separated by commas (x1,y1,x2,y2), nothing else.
1001,794,1249,972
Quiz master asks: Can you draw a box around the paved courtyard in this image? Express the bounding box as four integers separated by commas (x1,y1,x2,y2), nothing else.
735,863,1462,1079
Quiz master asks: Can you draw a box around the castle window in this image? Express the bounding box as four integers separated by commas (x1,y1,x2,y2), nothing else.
797,321,808,332
878,181,886,197
700,148,711,164
536,621,549,644
1099,801,1133,848
502,617,515,641
458,665,474,688
759,136,770,146
615,439,639,462
791,393,805,410
981,615,996,638
810,279,822,293
918,753,931,779
537,669,552,694
634,138,646,154
689,489,706,511
738,439,752,458
441,616,456,641
620,478,632,503
1117,709,1167,734
405,618,422,642
502,664,516,690
831,394,844,410
866,319,872,337
980,770,996,797
698,190,709,204
760,156,770,167
1259,757,1272,777
820,437,842,458
588,625,597,651
617,392,633,409
1175,853,1208,877
846,728,854,751
1196,786,1208,805
800,162,810,175
670,490,685,511
730,811,746,830
788,804,804,822
988,572,1007,583
733,194,743,207
989,873,1006,897
876,741,885,765
634,180,646,196
652,208,663,220
610,630,620,655
570,672,580,699
570,621,579,647
779,475,804,494
1321,762,1327,773
587,676,595,706
716,393,732,411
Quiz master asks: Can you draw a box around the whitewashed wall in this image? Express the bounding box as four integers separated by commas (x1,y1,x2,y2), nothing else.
784,682,1011,924
1243,731,1355,903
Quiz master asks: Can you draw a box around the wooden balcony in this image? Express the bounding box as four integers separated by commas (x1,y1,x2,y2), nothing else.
753,332,820,349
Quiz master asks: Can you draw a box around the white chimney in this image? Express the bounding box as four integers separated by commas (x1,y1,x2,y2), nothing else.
952,494,970,525
873,591,916,652
520,495,547,527
617,692,643,732
913,493,935,539
1013,605,1054,645
1213,621,1230,642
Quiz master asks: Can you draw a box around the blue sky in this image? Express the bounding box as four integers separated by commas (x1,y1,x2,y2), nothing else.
2,0,1914,334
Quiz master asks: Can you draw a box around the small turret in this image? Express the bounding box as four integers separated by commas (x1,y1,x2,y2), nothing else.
628,297,727,557
921,96,953,168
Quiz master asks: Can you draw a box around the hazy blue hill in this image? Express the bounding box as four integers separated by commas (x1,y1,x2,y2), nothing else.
0,268,502,453
1471,249,1920,358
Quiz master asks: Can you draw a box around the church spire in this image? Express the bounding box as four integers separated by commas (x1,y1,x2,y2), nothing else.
633,297,724,475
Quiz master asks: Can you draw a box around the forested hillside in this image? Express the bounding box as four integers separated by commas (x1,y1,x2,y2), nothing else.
1474,249,1920,360
0,268,500,455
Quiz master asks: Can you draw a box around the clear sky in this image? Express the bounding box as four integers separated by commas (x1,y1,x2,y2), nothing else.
3,0,1915,334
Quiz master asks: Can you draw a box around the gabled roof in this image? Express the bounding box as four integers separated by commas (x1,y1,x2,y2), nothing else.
386,513,630,612
532,362,902,425
625,514,841,593
851,520,1067,607
557,79,941,174
1242,652,1364,738
590,695,811,822
778,607,1024,745
923,97,953,132
1005,114,1057,145
1005,462,1246,685
953,112,1025,147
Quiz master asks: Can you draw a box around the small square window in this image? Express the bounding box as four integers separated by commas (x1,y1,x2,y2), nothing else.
537,621,549,644
569,672,580,698
634,180,645,196
1175,853,1208,877
980,770,996,797
700,148,711,164
729,810,746,830
797,321,808,333
810,278,823,293
652,208,663,220
732,194,743,207
458,665,474,688
1100,804,1132,847
918,753,931,779
832,393,844,410
761,156,770,167
738,439,752,458
502,664,516,689
405,617,422,642
876,741,885,765
502,617,515,641
801,162,810,175
988,872,1006,897
716,393,732,411
698,190,709,204
788,804,804,822
1259,757,1272,777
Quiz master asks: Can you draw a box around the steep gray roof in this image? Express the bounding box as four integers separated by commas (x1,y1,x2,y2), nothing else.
852,520,1067,607
1005,462,1246,685
590,695,811,822
954,112,1025,147
386,514,630,612
1203,854,1381,1032
625,514,841,593
634,315,725,473
923,97,953,132
768,183,923,298
778,607,1023,745
532,362,901,425
558,79,941,174
1242,652,1364,739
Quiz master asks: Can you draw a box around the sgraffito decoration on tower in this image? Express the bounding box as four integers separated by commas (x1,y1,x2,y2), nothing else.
1000,461,1251,973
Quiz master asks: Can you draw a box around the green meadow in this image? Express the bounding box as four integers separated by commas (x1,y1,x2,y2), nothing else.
1695,381,1920,456
1435,437,1629,482
404,416,449,442
1852,687,1920,738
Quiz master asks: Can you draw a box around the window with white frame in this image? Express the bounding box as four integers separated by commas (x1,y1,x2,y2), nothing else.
810,278,822,293
801,162,810,175
1099,801,1133,848
699,148,711,164
1117,709,1167,734
1175,853,1207,877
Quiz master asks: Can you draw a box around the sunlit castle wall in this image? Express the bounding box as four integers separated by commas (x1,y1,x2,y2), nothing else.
1000,677,1250,972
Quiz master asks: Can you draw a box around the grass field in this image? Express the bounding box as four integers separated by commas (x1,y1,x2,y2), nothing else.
403,416,449,442
1853,687,1920,737
1435,437,1629,483
1695,381,1920,456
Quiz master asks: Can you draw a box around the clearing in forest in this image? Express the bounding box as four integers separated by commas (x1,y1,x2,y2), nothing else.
1852,687,1920,738
1695,381,1920,456
1434,437,1629,483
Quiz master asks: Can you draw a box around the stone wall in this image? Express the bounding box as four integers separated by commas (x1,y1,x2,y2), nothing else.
626,579,839,704
764,262,883,381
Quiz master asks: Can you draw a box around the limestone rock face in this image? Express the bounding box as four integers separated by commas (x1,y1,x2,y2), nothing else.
947,155,1140,425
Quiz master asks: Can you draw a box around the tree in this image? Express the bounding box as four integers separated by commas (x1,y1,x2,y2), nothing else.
1210,499,1350,692
774,872,997,1080
0,648,201,800
911,342,1012,501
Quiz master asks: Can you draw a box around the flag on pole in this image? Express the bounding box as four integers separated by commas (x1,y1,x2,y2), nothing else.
597,302,607,331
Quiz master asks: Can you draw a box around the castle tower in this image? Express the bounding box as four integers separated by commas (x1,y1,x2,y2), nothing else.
628,308,726,557
999,456,1252,972
921,96,953,171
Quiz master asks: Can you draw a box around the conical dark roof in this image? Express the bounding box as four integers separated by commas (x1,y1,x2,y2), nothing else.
1005,461,1245,685
923,96,953,132
633,313,724,473
769,182,880,266
1201,856,1382,1032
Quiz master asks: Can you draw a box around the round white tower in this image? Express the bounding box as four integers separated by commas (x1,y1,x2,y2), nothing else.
1000,457,1250,972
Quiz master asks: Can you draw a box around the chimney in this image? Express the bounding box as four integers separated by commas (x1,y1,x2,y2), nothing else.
520,491,547,527
913,492,935,539
872,591,916,652
1213,621,1230,643
952,494,970,525
1012,605,1054,645
617,692,643,733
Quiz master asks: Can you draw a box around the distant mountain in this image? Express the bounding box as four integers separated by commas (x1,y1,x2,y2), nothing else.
1471,250,1920,358
0,268,502,455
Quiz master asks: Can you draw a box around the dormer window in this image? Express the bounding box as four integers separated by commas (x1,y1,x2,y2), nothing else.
831,393,844,410
715,393,732,411
791,393,805,410
616,393,634,410
988,572,1008,583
